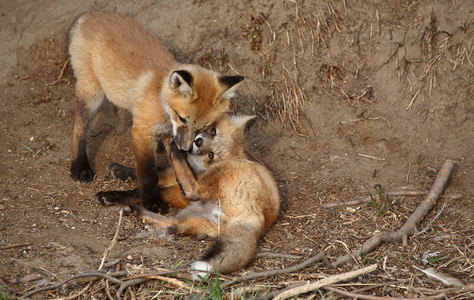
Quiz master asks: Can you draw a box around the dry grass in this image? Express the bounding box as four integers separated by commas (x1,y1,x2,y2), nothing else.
238,0,339,132
394,10,473,102
235,0,472,133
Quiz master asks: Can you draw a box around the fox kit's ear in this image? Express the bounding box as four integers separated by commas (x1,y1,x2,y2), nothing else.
219,75,244,99
170,70,193,97
231,115,257,132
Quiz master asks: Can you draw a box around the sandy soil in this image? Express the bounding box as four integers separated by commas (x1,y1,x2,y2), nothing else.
0,0,472,298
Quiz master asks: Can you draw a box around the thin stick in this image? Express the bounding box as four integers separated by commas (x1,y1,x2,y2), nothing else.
57,281,93,300
406,88,422,111
0,243,32,250
323,190,461,208
325,286,444,300
140,275,189,288
272,264,378,300
116,278,147,298
414,202,446,236
376,44,401,71
254,251,301,259
46,57,70,86
105,280,114,300
358,153,385,161
302,106,318,138
99,208,124,270
16,18,34,68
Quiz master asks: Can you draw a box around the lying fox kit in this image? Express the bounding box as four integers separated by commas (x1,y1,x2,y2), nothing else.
69,11,243,213
132,114,280,277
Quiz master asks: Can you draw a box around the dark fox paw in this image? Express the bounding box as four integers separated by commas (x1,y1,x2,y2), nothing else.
95,191,115,206
142,188,169,214
107,163,137,181
95,190,140,206
144,201,169,215
71,159,95,183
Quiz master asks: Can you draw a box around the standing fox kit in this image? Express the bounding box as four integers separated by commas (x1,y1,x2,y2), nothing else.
69,11,243,212
131,114,281,276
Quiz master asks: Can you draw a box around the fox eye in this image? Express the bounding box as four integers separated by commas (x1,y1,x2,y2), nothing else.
208,152,214,160
210,128,216,136
178,115,187,124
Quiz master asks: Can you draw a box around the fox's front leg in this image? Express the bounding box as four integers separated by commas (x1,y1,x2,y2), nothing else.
132,126,169,214
168,140,205,201
70,85,105,182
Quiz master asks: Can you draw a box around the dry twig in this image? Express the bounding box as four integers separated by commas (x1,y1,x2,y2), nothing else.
46,57,70,86
0,243,32,250
272,264,378,300
99,208,124,270
16,18,34,68
325,286,445,300
323,190,461,208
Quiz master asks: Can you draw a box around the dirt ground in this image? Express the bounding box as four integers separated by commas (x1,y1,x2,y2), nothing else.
0,0,473,299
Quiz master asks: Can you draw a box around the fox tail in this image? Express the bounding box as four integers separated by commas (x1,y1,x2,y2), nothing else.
191,222,258,279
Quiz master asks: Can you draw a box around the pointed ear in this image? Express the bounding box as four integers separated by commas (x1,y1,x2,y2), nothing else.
231,115,257,132
169,70,193,96
219,75,244,99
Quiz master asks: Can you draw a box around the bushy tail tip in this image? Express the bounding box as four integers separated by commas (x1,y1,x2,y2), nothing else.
190,260,213,281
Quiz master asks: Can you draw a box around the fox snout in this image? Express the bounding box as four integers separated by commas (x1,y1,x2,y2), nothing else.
174,136,193,151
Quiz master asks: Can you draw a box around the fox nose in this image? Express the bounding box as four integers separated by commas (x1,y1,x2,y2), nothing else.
194,137,202,148
175,137,192,151
177,144,192,152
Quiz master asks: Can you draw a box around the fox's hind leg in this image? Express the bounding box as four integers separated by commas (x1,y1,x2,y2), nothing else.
167,215,219,237
131,205,218,237
70,78,105,182
131,205,177,229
